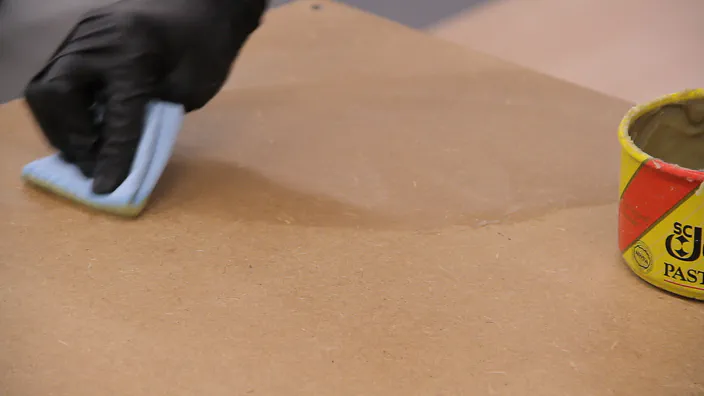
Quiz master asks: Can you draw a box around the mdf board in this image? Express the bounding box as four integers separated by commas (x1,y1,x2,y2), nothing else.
0,1,702,395
429,0,704,104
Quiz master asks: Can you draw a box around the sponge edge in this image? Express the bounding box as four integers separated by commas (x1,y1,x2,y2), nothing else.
21,101,185,217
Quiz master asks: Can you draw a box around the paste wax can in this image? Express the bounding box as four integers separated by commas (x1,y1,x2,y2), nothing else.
618,89,704,300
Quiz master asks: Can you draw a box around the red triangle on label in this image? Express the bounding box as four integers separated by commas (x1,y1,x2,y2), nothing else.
619,161,700,252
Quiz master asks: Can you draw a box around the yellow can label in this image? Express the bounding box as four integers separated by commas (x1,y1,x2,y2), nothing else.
619,155,704,299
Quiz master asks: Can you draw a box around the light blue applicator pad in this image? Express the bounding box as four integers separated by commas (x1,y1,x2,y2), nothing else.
21,101,185,217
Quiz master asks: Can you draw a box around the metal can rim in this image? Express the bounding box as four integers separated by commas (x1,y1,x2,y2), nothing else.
618,89,704,181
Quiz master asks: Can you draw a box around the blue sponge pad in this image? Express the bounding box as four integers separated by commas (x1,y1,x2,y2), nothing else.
21,101,185,217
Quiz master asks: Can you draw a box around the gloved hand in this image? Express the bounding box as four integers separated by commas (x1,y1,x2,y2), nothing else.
24,0,268,194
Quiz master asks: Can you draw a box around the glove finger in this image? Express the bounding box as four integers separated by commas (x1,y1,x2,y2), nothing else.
24,56,102,176
92,62,155,195
92,96,147,195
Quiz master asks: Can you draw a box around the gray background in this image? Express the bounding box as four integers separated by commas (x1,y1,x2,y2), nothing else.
0,0,490,103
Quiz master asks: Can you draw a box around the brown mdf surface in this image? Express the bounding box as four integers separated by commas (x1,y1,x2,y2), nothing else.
0,1,701,395
429,0,704,103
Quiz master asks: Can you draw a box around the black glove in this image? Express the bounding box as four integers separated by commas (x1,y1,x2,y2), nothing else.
24,0,268,194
